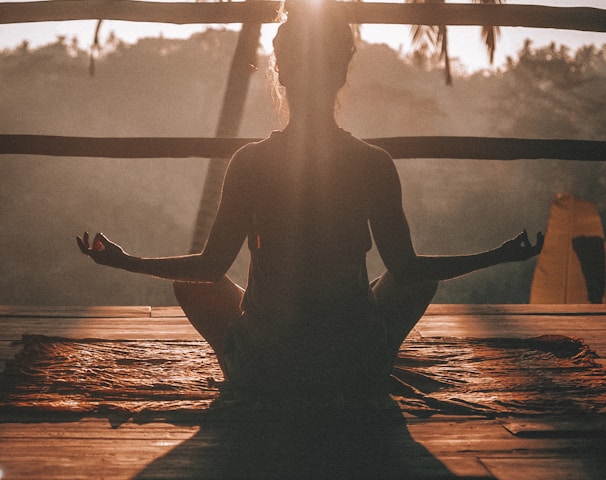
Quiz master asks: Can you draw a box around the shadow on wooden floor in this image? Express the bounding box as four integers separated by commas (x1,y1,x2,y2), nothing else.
133,399,469,480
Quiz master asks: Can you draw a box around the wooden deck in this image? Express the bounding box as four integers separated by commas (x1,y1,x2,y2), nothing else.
1,304,606,479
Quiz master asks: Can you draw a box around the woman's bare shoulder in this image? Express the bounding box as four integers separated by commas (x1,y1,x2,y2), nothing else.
345,133,394,163
230,131,283,164
342,136,396,183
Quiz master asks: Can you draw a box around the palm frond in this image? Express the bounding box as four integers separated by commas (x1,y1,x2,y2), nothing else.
407,0,451,84
406,0,504,81
474,0,503,64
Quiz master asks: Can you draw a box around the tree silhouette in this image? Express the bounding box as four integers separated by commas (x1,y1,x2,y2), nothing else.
2,27,605,305
408,0,503,85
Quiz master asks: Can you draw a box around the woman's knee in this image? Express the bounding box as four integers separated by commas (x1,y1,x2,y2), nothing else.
371,270,438,307
173,277,244,319
416,279,439,305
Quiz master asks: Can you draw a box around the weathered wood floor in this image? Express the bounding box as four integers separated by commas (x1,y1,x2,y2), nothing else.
1,304,605,479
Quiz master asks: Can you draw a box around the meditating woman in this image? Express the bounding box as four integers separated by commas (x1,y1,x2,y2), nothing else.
78,1,542,397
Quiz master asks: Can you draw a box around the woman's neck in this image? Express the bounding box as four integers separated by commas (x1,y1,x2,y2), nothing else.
285,101,340,138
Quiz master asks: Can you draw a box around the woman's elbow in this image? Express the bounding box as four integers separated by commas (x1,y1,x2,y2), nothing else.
200,257,231,282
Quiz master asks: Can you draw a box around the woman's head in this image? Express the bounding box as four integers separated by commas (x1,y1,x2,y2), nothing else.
273,1,355,109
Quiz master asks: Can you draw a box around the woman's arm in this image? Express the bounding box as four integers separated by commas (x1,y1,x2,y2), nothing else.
77,150,251,282
405,229,543,282
76,231,235,282
368,151,543,284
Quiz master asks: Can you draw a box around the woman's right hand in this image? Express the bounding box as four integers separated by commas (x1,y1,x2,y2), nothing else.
77,231,128,269
498,229,544,263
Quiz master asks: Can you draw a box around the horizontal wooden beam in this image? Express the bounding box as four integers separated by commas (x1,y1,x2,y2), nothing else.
0,1,605,32
1,134,604,161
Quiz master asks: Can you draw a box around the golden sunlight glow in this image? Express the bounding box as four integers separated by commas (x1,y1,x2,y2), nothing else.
299,0,326,9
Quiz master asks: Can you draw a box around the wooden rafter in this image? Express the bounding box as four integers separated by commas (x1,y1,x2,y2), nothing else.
1,135,604,161
1,1,605,32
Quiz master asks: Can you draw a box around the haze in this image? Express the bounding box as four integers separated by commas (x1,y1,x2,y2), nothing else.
1,28,605,305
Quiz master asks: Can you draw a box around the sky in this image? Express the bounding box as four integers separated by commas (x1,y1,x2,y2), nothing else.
0,0,605,72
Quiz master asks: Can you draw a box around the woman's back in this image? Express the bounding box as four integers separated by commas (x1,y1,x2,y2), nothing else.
222,128,392,393
236,128,390,320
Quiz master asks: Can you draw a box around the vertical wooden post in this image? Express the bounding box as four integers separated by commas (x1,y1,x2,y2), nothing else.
189,16,262,253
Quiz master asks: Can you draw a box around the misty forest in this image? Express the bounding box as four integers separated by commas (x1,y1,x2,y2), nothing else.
1,29,605,306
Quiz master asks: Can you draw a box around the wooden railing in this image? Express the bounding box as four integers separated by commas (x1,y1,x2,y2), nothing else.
1,135,604,161
1,1,605,32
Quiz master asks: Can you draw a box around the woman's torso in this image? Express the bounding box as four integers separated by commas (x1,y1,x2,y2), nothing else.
224,128,394,390
240,128,381,321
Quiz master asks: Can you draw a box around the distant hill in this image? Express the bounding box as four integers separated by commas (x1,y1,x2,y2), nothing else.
1,30,605,305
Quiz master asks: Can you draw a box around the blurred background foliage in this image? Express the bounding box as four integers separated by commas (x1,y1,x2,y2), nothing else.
1,29,605,305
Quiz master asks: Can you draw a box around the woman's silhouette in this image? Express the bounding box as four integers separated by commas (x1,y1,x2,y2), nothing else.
78,0,542,397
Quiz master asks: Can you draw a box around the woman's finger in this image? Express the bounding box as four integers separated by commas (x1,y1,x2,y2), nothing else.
76,235,89,254
93,233,106,251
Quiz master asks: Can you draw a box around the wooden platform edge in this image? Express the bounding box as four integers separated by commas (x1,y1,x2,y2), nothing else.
1,304,605,319
0,305,153,318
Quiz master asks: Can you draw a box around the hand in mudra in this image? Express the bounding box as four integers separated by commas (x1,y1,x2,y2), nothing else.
499,229,544,262
77,231,127,268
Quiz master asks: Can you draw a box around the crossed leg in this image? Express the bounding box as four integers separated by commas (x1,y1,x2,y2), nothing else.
173,272,437,381
173,277,244,375
371,271,438,367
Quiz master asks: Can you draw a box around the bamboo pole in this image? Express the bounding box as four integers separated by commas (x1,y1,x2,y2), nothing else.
189,18,262,253
1,1,605,32
1,134,604,161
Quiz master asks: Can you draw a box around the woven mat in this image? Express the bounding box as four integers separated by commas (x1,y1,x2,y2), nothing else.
1,334,605,417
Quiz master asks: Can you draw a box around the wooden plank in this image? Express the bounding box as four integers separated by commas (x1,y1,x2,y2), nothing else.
409,432,605,456
414,322,606,338
0,419,199,439
0,316,194,331
480,457,604,480
407,418,515,441
2,439,196,452
425,304,606,316
151,306,185,318
0,316,187,327
2,134,605,161
0,326,201,341
0,305,152,318
1,2,605,32
0,316,189,328
0,450,184,480
404,417,606,480
414,313,606,333
9,303,602,321
501,416,606,438
0,420,200,479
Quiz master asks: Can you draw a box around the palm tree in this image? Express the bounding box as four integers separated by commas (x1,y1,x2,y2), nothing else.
408,0,503,85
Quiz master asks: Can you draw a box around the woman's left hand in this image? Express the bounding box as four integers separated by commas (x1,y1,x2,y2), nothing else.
77,231,128,269
499,229,544,262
